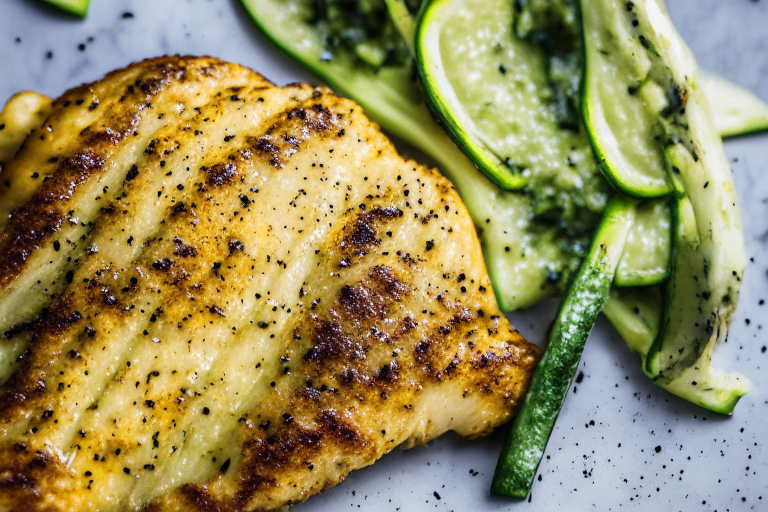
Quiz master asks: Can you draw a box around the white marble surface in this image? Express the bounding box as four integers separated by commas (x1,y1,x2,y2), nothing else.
0,1,766,510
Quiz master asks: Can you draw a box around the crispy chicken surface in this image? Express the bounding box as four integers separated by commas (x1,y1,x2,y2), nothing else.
0,56,539,512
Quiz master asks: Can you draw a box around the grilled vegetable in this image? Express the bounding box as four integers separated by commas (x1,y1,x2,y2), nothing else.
0,56,540,512
491,194,638,498
603,287,749,414
38,0,90,17
581,0,671,197
645,144,744,380
417,0,528,190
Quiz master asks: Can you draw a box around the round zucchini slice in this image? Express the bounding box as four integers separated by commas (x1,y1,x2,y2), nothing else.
580,0,672,197
416,0,530,190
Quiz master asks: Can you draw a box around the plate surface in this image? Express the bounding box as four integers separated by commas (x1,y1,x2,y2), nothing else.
0,1,766,510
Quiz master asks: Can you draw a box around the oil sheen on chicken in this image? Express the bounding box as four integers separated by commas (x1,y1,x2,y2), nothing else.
0,56,539,512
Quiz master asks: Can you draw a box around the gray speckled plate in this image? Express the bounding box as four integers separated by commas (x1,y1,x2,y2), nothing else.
0,1,765,510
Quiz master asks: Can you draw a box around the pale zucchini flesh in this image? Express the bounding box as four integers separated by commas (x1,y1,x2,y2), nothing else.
416,0,610,203
581,0,672,197
703,73,768,138
614,198,671,287
646,144,744,381
416,0,529,190
602,286,662,355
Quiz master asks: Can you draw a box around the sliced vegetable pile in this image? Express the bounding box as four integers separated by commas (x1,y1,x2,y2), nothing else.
240,0,763,499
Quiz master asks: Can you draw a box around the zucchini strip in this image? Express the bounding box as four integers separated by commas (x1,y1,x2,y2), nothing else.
703,73,768,138
580,0,746,381
603,287,750,414
580,0,672,197
646,144,743,379
491,195,637,498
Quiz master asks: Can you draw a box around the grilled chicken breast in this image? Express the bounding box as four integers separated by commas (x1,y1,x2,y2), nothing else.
0,56,539,512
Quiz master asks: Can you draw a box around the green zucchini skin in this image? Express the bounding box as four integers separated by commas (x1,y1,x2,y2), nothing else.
37,0,90,17
491,195,637,498
416,0,528,191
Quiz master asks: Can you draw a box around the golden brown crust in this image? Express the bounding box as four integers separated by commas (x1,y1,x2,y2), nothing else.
0,56,539,512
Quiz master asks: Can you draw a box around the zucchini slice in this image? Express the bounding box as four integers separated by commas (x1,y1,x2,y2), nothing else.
240,0,583,311
614,198,671,287
416,0,527,190
37,0,90,17
603,287,749,414
602,286,662,354
491,195,638,498
646,144,744,380
416,0,606,194
581,0,673,197
703,73,768,138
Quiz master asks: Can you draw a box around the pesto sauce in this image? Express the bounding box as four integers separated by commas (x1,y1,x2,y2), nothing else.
514,0,583,129
307,0,412,68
